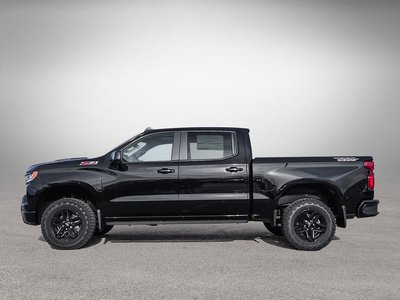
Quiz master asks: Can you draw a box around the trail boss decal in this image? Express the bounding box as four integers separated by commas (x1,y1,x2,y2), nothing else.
334,157,359,162
79,161,98,166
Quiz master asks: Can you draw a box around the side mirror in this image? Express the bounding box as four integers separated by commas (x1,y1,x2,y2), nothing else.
111,150,122,162
110,150,126,170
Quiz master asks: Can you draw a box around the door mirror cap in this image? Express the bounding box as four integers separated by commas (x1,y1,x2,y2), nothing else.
111,150,122,161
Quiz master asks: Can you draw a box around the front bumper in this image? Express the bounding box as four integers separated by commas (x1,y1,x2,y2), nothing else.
357,199,379,218
21,195,38,225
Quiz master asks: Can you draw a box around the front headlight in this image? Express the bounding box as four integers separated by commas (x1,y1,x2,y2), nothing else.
25,171,38,184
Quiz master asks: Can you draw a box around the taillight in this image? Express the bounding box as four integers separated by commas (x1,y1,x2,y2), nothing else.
364,161,374,190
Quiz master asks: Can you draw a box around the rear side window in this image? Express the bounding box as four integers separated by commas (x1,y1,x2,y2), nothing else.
187,132,237,160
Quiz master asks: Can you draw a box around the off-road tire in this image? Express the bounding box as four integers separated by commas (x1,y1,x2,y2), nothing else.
41,198,96,250
281,197,336,251
263,223,283,236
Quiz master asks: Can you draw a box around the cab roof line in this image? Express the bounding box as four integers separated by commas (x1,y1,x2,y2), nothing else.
144,127,250,133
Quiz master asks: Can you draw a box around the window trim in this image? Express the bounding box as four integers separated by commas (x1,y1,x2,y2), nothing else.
121,131,180,163
179,131,238,162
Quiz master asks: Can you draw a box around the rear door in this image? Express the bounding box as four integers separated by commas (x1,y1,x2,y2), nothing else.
178,130,250,220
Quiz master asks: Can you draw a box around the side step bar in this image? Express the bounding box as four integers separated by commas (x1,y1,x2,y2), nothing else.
106,220,248,226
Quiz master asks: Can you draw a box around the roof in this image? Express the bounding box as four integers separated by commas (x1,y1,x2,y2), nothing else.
144,127,250,133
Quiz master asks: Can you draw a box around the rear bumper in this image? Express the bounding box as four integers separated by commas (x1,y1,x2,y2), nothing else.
357,199,379,218
21,195,38,225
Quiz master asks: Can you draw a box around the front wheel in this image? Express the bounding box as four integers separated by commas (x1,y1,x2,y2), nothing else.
281,198,336,251
41,198,96,250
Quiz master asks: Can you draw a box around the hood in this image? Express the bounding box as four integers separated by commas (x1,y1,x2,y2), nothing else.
26,157,88,173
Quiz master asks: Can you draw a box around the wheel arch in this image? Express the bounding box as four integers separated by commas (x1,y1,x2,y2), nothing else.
276,180,346,228
36,182,100,224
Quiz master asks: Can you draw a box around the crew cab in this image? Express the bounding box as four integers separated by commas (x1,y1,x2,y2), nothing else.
21,127,379,250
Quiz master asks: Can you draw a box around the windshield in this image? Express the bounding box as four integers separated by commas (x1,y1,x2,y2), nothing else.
107,133,143,154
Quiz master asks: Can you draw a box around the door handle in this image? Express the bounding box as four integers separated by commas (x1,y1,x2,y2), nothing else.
225,167,244,173
157,168,175,174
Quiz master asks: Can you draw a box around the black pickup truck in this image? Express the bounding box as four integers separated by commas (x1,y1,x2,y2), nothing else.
21,127,379,250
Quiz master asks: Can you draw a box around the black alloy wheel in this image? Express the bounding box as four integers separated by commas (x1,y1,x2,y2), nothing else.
50,209,82,240
294,209,327,242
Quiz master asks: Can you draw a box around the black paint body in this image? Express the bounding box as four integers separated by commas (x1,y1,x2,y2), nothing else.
21,127,378,228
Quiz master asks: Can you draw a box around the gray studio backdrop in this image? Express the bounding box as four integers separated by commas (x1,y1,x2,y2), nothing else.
1,0,399,188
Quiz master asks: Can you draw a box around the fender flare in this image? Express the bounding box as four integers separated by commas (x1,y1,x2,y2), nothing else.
274,179,347,228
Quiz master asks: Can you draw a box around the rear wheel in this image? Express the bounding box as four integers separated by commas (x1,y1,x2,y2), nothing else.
41,198,96,250
263,223,282,236
281,197,336,251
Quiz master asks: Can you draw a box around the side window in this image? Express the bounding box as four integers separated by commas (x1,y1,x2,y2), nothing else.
187,132,237,160
122,132,174,162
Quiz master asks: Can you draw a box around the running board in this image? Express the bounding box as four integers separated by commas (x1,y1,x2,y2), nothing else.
106,220,248,226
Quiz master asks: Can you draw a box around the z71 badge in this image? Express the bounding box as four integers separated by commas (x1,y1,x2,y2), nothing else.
79,161,98,166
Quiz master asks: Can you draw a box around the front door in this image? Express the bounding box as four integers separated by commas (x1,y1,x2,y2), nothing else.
103,131,180,222
178,130,250,220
